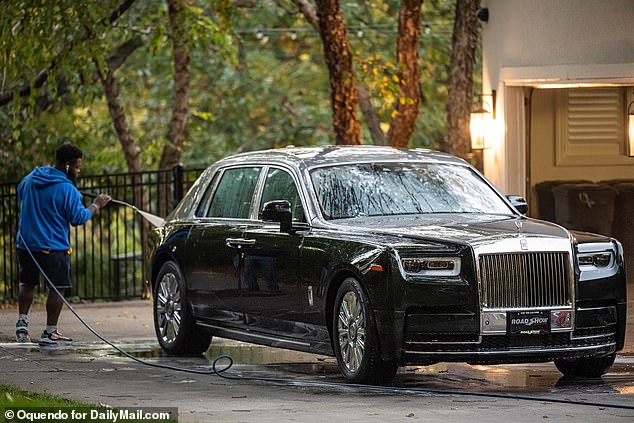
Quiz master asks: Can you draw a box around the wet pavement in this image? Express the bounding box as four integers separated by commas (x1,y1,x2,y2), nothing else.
1,295,634,422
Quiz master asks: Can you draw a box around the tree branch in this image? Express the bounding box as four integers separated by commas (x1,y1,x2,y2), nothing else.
291,0,320,30
0,0,138,107
92,36,144,82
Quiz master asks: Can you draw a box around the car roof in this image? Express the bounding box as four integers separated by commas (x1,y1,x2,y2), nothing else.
214,145,467,169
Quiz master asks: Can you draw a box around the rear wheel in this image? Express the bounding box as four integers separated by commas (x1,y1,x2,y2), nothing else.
332,277,398,385
153,261,212,356
554,353,616,378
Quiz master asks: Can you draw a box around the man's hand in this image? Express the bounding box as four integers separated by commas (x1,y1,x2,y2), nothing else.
90,193,112,213
94,193,112,208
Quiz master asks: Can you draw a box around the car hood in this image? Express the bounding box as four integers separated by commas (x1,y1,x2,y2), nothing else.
324,214,573,247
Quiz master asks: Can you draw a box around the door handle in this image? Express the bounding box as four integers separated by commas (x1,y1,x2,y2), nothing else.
225,238,256,248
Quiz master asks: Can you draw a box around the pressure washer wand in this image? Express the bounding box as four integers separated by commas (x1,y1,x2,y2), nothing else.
81,191,164,227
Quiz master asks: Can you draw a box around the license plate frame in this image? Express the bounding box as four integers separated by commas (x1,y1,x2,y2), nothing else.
509,310,550,335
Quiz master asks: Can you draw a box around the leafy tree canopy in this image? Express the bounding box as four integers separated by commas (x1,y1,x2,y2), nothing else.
0,0,462,181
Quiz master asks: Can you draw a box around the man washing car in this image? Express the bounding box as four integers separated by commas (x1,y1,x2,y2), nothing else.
15,143,111,346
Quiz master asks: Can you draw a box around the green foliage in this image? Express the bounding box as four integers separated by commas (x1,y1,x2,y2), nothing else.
0,384,178,422
0,0,466,182
1,383,96,408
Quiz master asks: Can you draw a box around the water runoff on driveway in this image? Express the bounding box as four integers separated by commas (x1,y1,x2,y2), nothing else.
3,337,634,399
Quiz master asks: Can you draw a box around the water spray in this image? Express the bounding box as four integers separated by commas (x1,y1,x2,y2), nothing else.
81,191,164,227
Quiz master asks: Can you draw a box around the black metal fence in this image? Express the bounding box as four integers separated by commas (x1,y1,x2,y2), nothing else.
0,165,204,302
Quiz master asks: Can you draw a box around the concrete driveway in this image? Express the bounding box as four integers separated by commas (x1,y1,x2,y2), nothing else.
1,290,633,422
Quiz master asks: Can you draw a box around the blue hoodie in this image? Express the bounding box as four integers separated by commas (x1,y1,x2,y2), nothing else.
16,166,92,251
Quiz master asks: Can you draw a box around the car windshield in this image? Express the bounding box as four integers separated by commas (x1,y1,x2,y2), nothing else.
310,163,514,220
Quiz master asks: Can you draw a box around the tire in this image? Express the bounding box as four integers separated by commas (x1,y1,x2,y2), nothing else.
153,261,212,356
332,277,398,385
554,353,616,378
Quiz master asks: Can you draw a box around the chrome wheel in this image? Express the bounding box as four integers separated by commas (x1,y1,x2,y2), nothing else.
153,261,212,356
337,290,366,373
332,277,398,384
156,271,182,345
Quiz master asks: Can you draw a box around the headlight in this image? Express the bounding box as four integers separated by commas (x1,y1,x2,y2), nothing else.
578,252,612,267
577,242,618,281
400,257,461,277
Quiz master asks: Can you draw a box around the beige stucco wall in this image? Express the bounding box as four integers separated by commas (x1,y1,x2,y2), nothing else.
482,0,634,90
480,0,634,195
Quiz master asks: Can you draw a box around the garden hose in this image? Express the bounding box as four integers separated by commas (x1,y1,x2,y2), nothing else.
15,230,634,412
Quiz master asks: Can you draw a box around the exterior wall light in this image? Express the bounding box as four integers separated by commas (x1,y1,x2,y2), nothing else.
470,90,496,151
627,93,634,157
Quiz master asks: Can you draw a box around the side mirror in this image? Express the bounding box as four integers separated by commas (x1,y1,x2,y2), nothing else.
260,200,293,233
506,195,528,215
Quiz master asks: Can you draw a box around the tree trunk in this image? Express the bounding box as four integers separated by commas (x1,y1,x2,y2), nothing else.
446,0,481,159
386,0,423,149
97,63,151,258
159,0,191,169
99,70,143,175
315,0,362,145
358,84,386,145
293,0,384,145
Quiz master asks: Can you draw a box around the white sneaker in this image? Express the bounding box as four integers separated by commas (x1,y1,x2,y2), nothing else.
15,320,31,343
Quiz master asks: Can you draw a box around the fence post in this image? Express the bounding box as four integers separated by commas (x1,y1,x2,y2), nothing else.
172,163,184,206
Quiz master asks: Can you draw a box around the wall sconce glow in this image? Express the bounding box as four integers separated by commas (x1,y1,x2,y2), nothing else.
470,110,490,150
470,91,496,150
628,98,634,157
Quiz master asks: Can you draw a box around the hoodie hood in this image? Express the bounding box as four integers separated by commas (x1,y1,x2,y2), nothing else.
28,166,72,188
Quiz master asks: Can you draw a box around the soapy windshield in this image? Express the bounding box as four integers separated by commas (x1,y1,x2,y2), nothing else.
310,163,513,220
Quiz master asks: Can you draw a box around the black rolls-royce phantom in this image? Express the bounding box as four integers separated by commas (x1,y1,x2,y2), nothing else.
146,146,627,384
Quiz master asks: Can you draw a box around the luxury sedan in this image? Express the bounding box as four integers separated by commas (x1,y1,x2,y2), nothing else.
146,146,627,384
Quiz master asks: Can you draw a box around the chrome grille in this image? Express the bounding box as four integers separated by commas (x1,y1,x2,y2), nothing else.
479,252,572,309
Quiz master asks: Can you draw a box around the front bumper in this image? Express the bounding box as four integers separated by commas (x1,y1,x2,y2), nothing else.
396,304,623,365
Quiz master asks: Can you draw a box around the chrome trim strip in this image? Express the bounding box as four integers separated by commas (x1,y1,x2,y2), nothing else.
483,306,573,312
577,306,616,312
405,336,483,345
574,325,617,331
197,322,310,347
571,333,616,341
406,331,614,345
404,342,616,356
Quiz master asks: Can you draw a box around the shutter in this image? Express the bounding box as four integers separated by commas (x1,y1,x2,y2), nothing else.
555,88,627,166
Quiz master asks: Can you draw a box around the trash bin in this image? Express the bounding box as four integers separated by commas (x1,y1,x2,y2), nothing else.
552,183,616,236
534,180,591,222
599,179,634,186
610,182,634,283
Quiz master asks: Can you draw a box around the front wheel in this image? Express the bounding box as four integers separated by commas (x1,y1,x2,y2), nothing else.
554,353,616,378
332,277,398,385
153,261,212,356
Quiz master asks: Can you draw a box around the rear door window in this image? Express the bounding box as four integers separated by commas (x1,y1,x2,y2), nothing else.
208,167,261,218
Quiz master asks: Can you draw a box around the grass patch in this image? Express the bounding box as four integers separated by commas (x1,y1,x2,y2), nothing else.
0,384,89,408
0,384,178,422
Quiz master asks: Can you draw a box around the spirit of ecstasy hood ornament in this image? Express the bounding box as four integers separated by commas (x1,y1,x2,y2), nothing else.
515,220,528,250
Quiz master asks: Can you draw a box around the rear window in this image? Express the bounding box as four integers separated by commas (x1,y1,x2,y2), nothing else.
208,167,261,218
